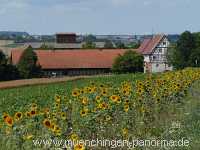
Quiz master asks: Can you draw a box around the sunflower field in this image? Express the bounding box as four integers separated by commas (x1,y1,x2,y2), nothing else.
0,68,200,150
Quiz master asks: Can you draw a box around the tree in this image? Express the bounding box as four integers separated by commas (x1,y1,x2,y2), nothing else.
112,50,144,74
82,41,96,49
0,51,7,80
40,43,54,49
127,42,140,49
189,48,200,67
104,40,114,49
167,31,196,69
115,42,126,49
0,50,19,81
0,50,8,65
17,46,41,79
84,34,96,42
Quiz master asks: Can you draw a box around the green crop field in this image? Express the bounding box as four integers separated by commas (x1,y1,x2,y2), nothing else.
0,69,200,150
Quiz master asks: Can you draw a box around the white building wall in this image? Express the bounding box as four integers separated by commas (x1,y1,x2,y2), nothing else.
151,63,173,73
144,36,173,73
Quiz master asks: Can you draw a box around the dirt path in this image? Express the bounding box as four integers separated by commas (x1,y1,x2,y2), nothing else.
0,75,104,89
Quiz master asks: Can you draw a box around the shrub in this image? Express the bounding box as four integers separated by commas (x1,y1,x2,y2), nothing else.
112,50,144,73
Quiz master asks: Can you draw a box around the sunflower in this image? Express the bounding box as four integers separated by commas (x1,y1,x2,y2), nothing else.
55,102,60,108
116,97,121,104
70,133,79,141
54,127,62,136
43,108,50,115
110,95,120,103
72,89,80,97
122,128,128,136
87,87,94,93
124,99,130,105
74,144,85,150
101,89,108,96
99,84,105,88
80,89,84,94
3,113,9,121
140,106,145,113
155,97,161,103
92,87,97,92
95,96,102,103
25,112,31,118
124,105,129,112
14,112,23,121
137,81,144,87
43,119,51,128
122,89,130,96
137,88,144,95
30,110,37,117
5,116,13,127
80,108,88,117
105,115,111,121
31,103,37,109
81,97,89,105
61,112,67,120
55,95,61,103
98,102,108,110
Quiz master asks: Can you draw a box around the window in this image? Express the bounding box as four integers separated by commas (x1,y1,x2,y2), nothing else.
163,42,166,45
156,64,159,67
159,49,162,53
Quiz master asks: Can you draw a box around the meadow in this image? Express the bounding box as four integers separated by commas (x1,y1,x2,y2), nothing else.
0,69,200,150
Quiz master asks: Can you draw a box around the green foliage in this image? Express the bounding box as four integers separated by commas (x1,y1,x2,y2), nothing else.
126,42,140,49
189,48,200,67
82,41,96,49
115,41,126,49
17,46,41,79
0,50,7,65
112,50,144,73
39,43,54,49
84,34,96,42
104,40,114,49
0,50,19,81
168,31,200,69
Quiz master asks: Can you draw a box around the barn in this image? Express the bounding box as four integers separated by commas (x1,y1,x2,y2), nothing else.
11,49,134,76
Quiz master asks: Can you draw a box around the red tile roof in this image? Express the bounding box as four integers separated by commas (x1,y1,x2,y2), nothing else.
11,34,165,70
138,34,165,54
11,49,138,69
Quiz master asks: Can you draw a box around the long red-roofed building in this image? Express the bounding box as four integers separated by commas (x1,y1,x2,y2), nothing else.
10,34,172,76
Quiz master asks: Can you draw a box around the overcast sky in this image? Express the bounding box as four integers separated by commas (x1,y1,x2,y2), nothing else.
0,0,199,35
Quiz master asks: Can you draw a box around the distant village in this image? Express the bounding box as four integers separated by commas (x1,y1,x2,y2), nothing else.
0,31,180,77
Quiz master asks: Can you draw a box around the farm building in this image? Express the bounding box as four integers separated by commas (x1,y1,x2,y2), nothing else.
11,49,130,76
11,34,172,76
139,34,173,73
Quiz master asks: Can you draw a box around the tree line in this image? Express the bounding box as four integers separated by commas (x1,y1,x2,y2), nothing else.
82,34,140,49
168,31,200,69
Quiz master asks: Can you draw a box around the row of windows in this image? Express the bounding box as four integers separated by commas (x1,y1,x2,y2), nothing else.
43,69,109,77
150,55,166,61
